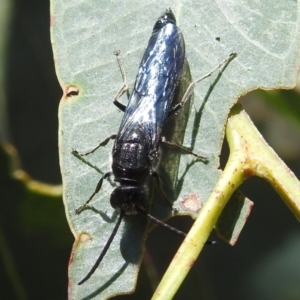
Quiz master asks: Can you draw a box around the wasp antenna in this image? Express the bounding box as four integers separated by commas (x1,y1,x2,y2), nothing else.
138,208,215,245
78,211,125,285
138,208,186,238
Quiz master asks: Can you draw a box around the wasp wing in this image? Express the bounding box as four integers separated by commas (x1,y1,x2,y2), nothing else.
118,15,185,151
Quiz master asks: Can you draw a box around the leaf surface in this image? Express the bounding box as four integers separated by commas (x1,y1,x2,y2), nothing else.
51,1,300,298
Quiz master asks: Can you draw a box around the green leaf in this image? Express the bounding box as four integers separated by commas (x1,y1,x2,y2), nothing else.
51,1,300,299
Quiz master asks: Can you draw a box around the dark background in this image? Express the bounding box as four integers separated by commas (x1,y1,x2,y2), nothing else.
1,0,300,299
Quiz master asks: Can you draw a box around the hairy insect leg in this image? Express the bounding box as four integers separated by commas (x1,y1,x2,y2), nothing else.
161,137,208,162
75,172,112,214
72,134,117,157
112,50,129,112
169,52,237,116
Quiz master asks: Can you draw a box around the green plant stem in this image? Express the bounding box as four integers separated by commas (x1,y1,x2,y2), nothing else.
152,103,300,300
151,112,244,299
227,104,300,221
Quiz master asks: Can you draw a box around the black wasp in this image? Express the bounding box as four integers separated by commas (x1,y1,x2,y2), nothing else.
74,9,236,285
